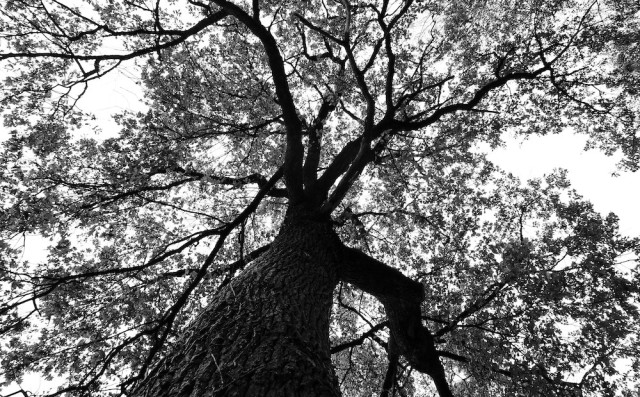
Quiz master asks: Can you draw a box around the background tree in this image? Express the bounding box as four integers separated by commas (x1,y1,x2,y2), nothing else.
1,0,639,396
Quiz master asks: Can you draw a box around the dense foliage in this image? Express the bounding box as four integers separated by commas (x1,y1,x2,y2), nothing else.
1,0,639,396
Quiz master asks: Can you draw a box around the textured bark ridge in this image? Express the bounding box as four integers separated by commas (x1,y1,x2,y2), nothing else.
135,217,343,397
134,210,452,396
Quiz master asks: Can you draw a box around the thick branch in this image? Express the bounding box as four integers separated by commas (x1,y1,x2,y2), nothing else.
303,98,338,198
318,127,391,214
340,246,423,302
339,245,453,397
316,137,364,196
378,0,414,112
211,0,305,202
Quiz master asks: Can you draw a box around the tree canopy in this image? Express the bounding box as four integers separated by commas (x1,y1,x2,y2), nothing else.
1,0,639,396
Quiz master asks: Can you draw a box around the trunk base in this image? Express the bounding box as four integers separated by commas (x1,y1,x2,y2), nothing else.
136,218,342,397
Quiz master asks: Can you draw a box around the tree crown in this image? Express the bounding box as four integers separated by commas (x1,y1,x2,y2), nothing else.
1,0,639,395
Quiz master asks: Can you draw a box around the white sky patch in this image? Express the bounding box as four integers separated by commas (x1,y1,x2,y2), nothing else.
488,133,640,237
75,65,147,139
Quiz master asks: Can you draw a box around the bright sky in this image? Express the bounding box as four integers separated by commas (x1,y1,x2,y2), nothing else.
489,133,640,237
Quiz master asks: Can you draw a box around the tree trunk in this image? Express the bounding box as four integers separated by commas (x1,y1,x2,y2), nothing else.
134,208,453,396
135,216,343,396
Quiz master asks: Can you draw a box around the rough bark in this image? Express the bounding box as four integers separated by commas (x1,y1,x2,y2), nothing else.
134,216,343,396
134,211,453,396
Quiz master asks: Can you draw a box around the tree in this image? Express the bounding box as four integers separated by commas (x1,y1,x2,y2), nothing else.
1,0,639,395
